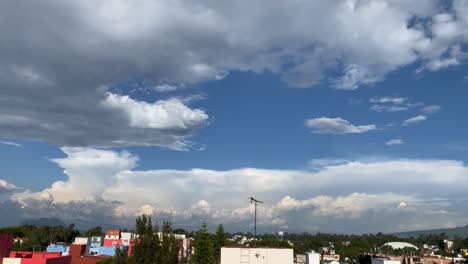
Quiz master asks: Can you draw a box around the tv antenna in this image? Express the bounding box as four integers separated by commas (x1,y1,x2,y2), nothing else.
250,197,263,238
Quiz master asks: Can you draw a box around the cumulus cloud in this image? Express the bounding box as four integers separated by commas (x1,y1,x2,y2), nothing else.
403,115,427,125
0,180,16,194
102,93,208,130
9,148,468,232
1,1,468,147
386,139,405,146
305,117,376,134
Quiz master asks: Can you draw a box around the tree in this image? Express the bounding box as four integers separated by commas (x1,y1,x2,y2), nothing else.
85,226,104,237
213,224,226,264
158,220,179,264
438,239,447,257
131,215,161,264
130,215,179,264
192,222,214,264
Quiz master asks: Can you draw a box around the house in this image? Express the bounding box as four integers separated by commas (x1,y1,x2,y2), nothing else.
220,247,293,264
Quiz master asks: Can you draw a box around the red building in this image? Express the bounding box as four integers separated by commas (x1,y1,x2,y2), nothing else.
6,252,71,264
103,230,121,247
0,234,14,264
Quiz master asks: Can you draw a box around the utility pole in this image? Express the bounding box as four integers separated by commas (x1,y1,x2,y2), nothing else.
250,197,263,238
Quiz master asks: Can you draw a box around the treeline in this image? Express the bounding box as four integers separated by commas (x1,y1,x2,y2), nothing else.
2,219,468,263
102,215,228,264
0,223,79,251
259,232,468,260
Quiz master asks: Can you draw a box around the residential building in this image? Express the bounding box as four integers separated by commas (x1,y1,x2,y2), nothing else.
220,247,293,264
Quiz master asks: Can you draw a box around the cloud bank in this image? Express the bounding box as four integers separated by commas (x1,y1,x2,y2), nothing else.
5,148,468,233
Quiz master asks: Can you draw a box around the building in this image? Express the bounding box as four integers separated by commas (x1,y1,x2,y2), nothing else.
443,240,453,249
220,247,293,264
381,242,418,251
3,252,71,264
372,258,401,264
318,244,340,261
0,234,14,264
103,230,121,247
305,251,320,264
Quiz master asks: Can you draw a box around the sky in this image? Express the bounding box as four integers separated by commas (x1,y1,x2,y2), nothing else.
1,0,468,234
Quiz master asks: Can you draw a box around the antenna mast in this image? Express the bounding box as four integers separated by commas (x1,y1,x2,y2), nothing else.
250,197,263,238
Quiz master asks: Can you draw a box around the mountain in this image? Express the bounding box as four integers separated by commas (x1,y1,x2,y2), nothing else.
393,225,468,239
23,217,67,227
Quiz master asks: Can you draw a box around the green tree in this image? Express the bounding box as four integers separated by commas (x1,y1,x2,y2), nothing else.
213,224,226,264
130,215,179,264
131,215,161,264
192,222,214,264
85,226,104,237
158,220,179,264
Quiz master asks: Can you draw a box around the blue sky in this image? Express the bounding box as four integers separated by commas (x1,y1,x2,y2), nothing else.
1,0,468,234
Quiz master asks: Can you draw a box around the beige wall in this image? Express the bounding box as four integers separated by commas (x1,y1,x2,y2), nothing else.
221,247,293,264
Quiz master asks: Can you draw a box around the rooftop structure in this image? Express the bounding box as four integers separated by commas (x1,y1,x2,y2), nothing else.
381,242,418,250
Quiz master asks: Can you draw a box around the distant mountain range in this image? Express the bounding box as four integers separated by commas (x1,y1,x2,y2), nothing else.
393,225,468,239
22,217,122,232
23,217,67,227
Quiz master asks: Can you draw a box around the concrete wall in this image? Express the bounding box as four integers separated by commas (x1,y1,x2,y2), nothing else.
305,252,320,264
2,259,21,264
221,247,293,264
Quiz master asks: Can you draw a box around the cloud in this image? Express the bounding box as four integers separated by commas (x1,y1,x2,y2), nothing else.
0,141,23,147
370,105,408,112
153,84,179,93
422,105,442,114
1,1,468,147
386,139,405,146
403,115,427,125
370,97,407,105
9,148,468,232
102,93,208,130
0,180,16,193
305,117,376,134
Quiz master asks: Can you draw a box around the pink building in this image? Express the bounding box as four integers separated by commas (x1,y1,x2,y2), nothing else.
5,252,71,264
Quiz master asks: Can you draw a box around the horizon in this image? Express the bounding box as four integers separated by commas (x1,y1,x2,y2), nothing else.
1,0,468,234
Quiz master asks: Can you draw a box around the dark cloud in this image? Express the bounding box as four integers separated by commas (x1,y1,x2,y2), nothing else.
2,1,468,147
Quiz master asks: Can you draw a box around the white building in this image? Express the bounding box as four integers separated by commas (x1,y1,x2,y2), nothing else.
372,258,401,264
305,251,320,264
121,232,136,246
444,239,454,249
221,247,293,264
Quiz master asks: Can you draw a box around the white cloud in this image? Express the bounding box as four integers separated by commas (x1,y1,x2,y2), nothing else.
425,57,460,71
403,115,427,125
153,84,178,92
398,202,408,208
305,117,376,134
422,105,442,114
370,105,408,112
102,92,208,130
10,148,468,232
0,141,22,147
386,139,405,146
370,97,407,105
0,180,16,193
